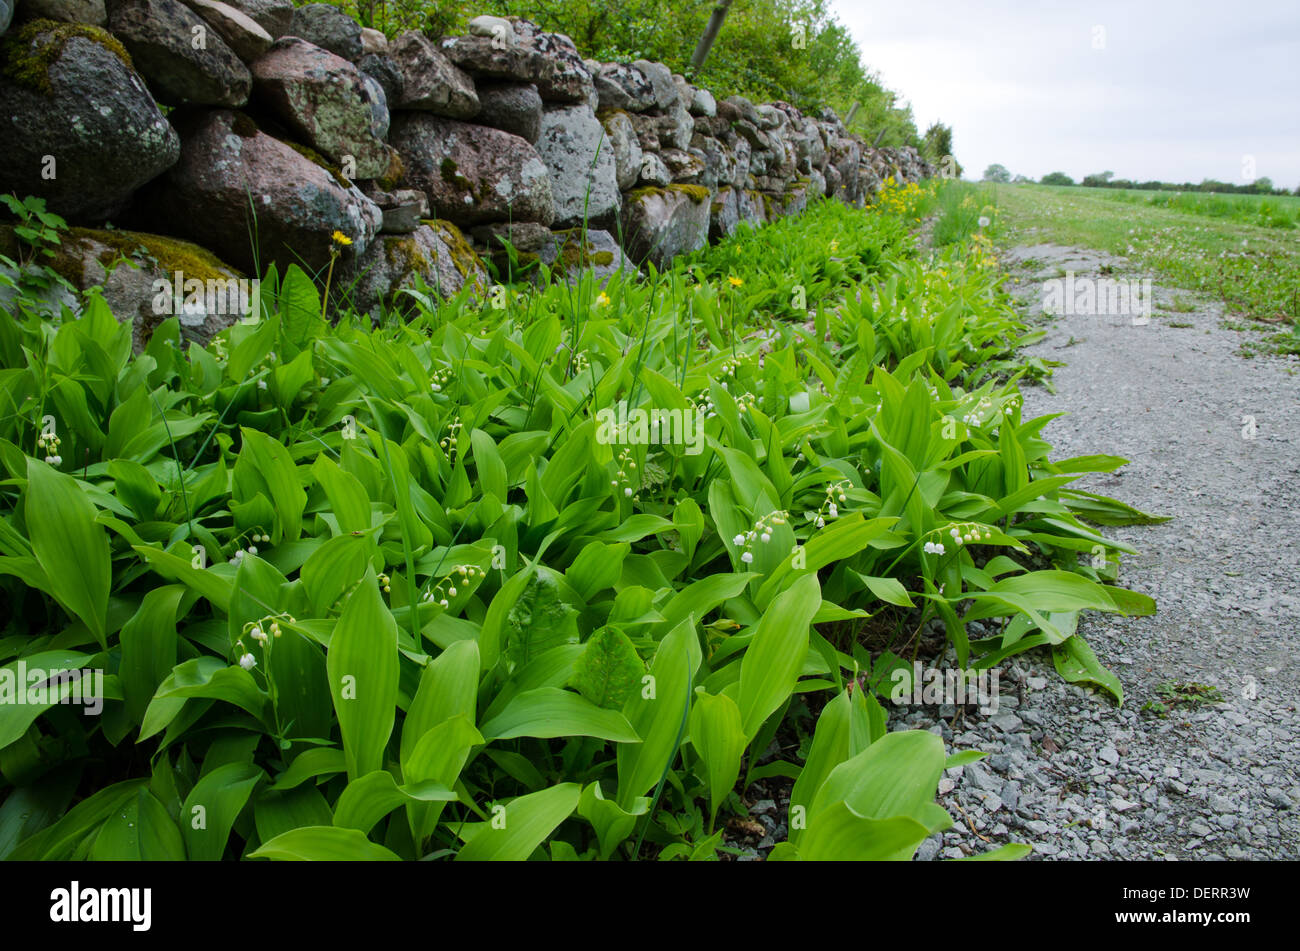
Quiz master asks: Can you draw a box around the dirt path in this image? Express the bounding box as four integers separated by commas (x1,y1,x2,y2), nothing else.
905,243,1300,860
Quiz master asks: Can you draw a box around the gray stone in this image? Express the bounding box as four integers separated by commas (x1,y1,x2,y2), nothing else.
288,3,362,61
376,189,429,234
389,31,479,118
690,86,716,117
637,152,671,187
389,113,554,227
182,0,272,62
536,228,637,283
469,220,552,253
620,185,710,269
345,221,487,316
592,62,659,113
535,103,620,229
600,111,642,190
358,53,403,105
360,26,386,54
219,0,291,37
251,37,394,180
147,109,381,275
631,59,677,111
467,14,512,39
18,0,106,25
992,713,1024,733
709,185,740,240
0,29,179,221
439,24,592,103
110,0,251,107
476,82,543,143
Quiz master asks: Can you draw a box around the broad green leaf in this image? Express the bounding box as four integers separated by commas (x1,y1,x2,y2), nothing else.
479,687,640,743
251,825,400,861
578,781,647,859
25,459,111,646
737,573,821,740
141,657,268,740
332,770,456,833
269,748,347,790
796,801,932,860
688,689,745,828
616,618,701,809
181,762,262,860
570,626,644,709
327,572,398,780
401,639,480,771
119,585,185,725
503,567,579,672
89,788,186,860
1052,633,1124,705
0,650,96,749
455,783,581,861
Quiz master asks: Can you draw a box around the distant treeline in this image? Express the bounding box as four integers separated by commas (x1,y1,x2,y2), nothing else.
1040,170,1297,197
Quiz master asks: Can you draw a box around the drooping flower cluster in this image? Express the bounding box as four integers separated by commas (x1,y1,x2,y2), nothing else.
235,612,294,670
439,414,463,459
422,563,487,608
611,447,639,501
37,429,62,466
961,395,996,427
947,522,992,546
734,510,788,565
429,366,453,393
228,532,271,565
805,480,850,529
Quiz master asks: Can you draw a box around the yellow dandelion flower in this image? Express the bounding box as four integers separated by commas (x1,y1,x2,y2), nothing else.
727,276,744,287
331,230,353,246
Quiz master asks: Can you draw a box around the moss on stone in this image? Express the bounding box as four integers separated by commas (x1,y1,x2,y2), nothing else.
592,250,614,266
668,184,711,205
429,219,481,279
440,156,475,194
376,150,405,191
280,139,352,189
626,185,666,204
1,223,238,287
1,18,133,95
231,111,260,138
595,107,632,124
382,234,431,274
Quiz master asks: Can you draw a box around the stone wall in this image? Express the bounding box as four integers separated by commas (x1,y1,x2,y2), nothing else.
0,3,933,345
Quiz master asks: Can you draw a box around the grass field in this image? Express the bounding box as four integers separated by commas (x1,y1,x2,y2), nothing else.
1080,187,1300,229
945,183,1300,354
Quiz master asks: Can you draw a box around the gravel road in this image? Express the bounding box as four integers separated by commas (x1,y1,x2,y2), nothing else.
903,243,1300,860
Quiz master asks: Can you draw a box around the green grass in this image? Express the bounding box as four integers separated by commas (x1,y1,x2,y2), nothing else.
978,183,1300,353
1084,187,1300,229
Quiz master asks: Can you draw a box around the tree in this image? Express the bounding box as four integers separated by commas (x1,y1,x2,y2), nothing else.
982,164,1011,183
922,121,955,168
1253,177,1274,194
1081,171,1116,188
690,0,734,69
1040,171,1075,186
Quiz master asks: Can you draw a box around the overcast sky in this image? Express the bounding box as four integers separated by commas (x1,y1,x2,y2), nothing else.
830,0,1300,187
